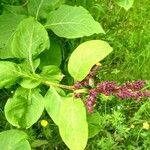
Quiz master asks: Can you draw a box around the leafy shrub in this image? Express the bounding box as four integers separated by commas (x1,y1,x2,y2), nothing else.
0,0,150,150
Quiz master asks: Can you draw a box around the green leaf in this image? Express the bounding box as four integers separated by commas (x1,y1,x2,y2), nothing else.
5,88,44,129
39,38,62,68
20,59,40,73
0,61,20,88
0,14,26,59
11,17,50,58
3,4,28,15
87,111,102,138
19,77,41,89
27,0,65,19
68,40,113,81
116,0,134,11
0,129,31,150
58,97,88,150
40,65,63,83
31,140,48,148
45,5,104,38
44,86,64,125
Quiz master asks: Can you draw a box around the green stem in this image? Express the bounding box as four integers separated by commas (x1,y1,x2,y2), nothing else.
14,69,74,90
43,81,74,90
136,128,142,144
36,0,44,20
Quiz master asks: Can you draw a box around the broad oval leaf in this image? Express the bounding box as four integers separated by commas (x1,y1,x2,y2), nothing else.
68,40,113,81
0,14,26,59
0,129,31,150
116,0,134,11
11,17,50,58
59,97,88,150
45,5,104,38
27,0,65,19
44,86,64,125
5,88,44,128
0,61,20,88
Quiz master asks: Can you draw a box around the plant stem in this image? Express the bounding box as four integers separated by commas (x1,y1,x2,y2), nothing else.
36,0,44,20
44,81,74,90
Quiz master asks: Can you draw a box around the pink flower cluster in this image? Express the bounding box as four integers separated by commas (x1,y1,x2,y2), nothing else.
73,65,150,113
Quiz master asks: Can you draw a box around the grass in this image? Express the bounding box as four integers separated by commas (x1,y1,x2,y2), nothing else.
96,0,150,81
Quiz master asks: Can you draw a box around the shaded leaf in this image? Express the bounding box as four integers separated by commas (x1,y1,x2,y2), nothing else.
0,14,26,59
31,140,48,148
3,4,28,15
0,61,20,88
39,38,62,68
87,111,102,138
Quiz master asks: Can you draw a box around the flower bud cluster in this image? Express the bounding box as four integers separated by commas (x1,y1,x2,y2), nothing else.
73,65,150,113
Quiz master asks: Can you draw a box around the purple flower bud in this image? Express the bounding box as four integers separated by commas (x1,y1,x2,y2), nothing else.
89,89,98,97
87,106,93,113
74,93,82,98
143,91,150,97
74,82,82,89
96,81,117,96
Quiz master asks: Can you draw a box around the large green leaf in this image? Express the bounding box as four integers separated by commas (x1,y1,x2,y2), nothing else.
0,61,20,88
39,38,62,68
0,14,26,59
68,40,113,81
5,88,44,129
40,65,63,83
3,4,28,15
116,0,134,11
44,86,64,125
27,0,65,19
11,17,50,58
0,129,31,150
45,5,104,38
87,111,102,138
59,97,88,150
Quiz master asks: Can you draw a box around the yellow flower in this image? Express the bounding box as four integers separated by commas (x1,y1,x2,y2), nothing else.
41,120,48,127
130,124,135,129
142,122,149,130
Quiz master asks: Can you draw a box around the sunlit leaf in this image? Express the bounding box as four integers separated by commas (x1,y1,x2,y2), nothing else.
44,86,64,125
11,17,49,58
68,40,112,81
5,88,44,128
59,97,88,150
116,0,134,11
0,129,31,150
45,5,104,38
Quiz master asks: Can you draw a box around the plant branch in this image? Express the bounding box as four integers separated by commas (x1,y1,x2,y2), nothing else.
44,81,74,90
36,0,44,20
